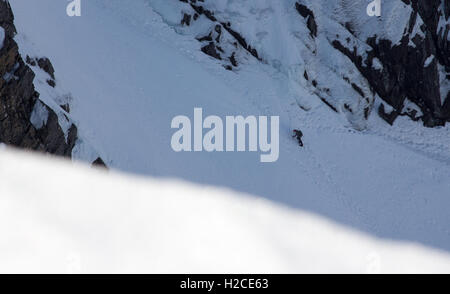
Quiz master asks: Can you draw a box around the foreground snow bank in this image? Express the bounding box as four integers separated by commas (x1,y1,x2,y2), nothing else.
0,149,449,274
9,0,450,252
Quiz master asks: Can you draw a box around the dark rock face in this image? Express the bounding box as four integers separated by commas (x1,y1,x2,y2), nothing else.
331,0,450,127
92,157,108,169
201,42,222,60
295,2,317,37
37,57,55,80
0,1,77,156
178,0,261,70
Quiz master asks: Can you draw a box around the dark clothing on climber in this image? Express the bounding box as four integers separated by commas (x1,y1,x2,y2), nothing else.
293,129,304,147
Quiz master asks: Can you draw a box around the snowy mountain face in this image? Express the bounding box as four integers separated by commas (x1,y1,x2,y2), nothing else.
0,1,102,163
0,1,75,155
2,0,450,264
3,0,448,155
155,0,449,129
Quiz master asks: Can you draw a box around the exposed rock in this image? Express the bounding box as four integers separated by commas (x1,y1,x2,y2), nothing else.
229,52,237,67
60,103,70,113
0,0,15,37
181,13,191,26
0,0,77,156
201,42,222,60
37,57,55,80
25,55,36,66
295,2,317,37
221,21,261,60
330,0,450,127
92,157,108,169
178,0,261,69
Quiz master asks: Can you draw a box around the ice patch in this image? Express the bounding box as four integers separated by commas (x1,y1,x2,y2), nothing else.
30,100,49,130
0,27,4,49
424,55,435,67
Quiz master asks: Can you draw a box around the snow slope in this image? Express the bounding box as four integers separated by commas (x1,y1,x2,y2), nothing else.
8,0,450,254
0,148,449,274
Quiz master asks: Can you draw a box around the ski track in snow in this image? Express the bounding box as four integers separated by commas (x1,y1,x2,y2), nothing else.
9,0,450,252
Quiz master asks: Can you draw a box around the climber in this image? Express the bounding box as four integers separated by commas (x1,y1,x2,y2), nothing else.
292,129,304,147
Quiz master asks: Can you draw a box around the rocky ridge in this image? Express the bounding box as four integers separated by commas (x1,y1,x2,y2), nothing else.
1,1,106,167
173,0,449,128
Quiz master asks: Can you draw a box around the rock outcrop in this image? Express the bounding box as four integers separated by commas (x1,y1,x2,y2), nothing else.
0,0,77,156
329,0,450,127
177,0,261,71
167,0,449,128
